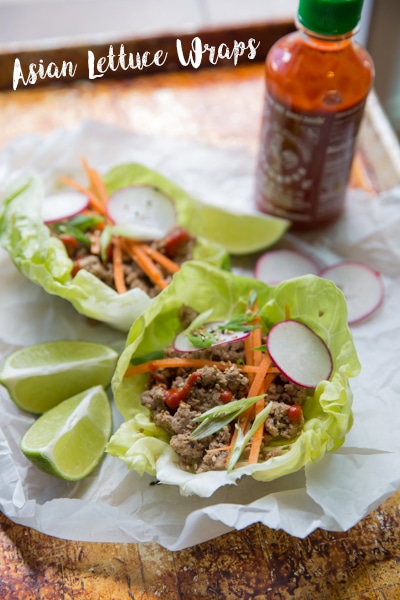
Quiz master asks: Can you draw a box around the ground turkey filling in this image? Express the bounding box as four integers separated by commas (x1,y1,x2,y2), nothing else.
141,324,308,473
53,225,195,297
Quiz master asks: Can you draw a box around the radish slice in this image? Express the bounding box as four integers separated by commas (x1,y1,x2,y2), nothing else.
106,186,176,239
319,261,384,324
254,249,319,285
267,320,333,388
42,191,89,224
174,321,250,353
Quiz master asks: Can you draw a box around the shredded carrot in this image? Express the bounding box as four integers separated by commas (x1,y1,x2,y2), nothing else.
59,176,107,217
122,240,168,290
247,369,276,465
227,350,274,466
235,353,273,440
247,402,266,464
112,237,127,294
124,357,279,378
81,157,109,207
248,352,272,399
141,244,180,274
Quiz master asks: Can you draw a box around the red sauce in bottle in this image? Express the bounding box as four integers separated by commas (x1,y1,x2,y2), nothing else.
255,1,374,229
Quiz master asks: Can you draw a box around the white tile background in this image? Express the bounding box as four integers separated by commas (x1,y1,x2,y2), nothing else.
0,0,298,45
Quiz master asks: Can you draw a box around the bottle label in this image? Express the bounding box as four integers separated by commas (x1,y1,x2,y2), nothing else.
255,92,366,225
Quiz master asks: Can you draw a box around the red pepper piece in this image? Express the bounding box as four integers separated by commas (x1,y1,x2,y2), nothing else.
288,404,303,423
163,227,191,258
219,390,233,404
59,233,78,257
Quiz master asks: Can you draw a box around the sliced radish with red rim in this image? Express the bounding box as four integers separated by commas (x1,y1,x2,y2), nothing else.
319,261,384,325
106,185,176,239
254,249,319,285
174,321,251,353
42,191,89,224
267,320,333,388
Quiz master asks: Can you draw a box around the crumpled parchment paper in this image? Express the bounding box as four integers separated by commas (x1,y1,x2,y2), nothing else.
1,120,399,550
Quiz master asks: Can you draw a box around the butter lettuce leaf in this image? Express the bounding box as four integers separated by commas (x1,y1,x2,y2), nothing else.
106,261,361,497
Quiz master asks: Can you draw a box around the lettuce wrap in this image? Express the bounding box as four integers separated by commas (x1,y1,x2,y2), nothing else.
0,163,288,332
106,261,361,497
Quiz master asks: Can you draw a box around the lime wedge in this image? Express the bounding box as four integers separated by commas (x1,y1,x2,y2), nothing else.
0,340,118,414
20,385,112,480
187,203,290,255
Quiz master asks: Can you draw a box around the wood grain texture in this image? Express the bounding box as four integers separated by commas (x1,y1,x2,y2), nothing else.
1,490,400,599
1,62,400,600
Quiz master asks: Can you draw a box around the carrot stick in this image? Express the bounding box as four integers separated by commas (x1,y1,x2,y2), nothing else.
59,176,107,217
122,240,168,290
112,237,127,294
229,299,261,453
247,400,266,464
141,245,180,274
227,352,273,465
81,158,109,207
244,333,255,377
248,370,276,465
248,353,272,399
124,357,279,378
132,244,168,290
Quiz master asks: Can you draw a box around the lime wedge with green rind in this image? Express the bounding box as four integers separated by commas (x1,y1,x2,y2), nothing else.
184,203,289,255
0,340,118,414
20,385,112,481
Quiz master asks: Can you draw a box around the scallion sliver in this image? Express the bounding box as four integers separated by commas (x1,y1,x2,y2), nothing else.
227,401,273,473
190,394,266,440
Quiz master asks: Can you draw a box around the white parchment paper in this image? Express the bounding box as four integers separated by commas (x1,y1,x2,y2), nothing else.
1,120,400,550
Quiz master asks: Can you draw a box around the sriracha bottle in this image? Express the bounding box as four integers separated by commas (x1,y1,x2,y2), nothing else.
254,0,374,229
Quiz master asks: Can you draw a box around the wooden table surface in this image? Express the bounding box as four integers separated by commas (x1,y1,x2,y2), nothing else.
1,61,400,600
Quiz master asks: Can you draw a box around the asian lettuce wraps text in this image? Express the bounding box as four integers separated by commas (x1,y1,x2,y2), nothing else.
106,262,361,497
0,161,288,331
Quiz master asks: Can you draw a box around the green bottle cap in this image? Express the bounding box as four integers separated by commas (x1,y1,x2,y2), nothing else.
297,0,364,35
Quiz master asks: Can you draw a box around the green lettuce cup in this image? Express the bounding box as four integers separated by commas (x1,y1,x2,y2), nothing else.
106,261,361,497
0,164,288,332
